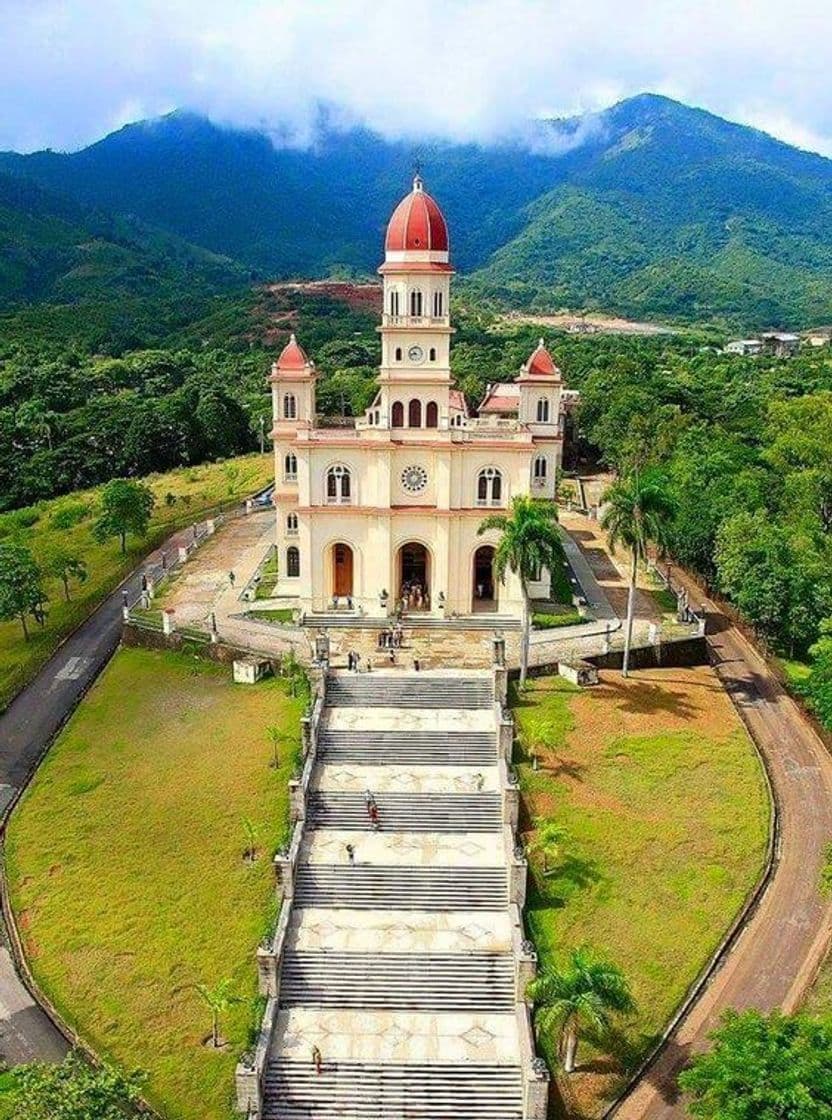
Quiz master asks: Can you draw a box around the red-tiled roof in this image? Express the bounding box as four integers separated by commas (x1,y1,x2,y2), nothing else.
523,338,561,378
275,333,309,372
385,176,449,253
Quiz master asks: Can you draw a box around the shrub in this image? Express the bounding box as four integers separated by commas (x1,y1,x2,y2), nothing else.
50,501,90,529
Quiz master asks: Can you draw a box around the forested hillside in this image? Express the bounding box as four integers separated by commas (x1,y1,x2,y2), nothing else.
5,94,832,327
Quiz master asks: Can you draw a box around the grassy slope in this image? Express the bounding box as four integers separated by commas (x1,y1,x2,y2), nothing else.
513,669,769,1116
6,647,303,1120
0,453,272,710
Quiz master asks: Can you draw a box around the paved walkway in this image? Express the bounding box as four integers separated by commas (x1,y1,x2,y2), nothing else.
613,574,832,1120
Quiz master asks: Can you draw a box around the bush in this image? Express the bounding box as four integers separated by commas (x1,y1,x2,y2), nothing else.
533,610,583,629
50,501,90,529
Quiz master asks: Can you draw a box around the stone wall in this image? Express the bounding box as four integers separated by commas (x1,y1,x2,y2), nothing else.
319,625,521,669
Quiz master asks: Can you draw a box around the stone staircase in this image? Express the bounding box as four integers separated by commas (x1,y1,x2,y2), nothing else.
238,666,547,1120
262,1060,524,1119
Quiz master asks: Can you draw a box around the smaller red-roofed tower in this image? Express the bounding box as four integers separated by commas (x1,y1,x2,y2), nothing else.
517,339,563,498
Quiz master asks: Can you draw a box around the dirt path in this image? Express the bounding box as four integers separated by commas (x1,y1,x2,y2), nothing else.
612,576,832,1120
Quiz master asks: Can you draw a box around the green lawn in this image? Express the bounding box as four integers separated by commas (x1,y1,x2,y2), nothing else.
0,1071,16,1118
513,669,769,1117
6,646,304,1120
0,453,273,711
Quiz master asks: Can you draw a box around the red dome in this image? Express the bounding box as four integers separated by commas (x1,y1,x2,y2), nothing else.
525,339,561,377
385,176,449,253
276,333,309,372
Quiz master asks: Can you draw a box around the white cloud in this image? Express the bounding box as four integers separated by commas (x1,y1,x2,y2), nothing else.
2,0,832,155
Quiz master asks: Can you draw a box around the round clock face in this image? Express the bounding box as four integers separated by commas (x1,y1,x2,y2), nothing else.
401,465,428,494
408,345,425,363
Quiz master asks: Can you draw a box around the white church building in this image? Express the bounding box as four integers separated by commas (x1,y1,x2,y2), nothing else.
269,176,572,622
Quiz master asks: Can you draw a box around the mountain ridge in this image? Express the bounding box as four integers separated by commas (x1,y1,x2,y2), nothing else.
3,93,832,327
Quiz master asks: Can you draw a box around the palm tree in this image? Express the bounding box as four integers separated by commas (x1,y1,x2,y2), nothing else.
600,470,675,677
195,978,241,1048
527,948,635,1073
526,819,569,876
266,725,285,769
479,496,565,687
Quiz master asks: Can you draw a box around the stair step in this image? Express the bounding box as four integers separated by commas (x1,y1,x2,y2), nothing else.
279,951,514,1011
308,793,502,832
318,730,496,766
326,678,493,709
263,1060,524,1119
293,866,507,910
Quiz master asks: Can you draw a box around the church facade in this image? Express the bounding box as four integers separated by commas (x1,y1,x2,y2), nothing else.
270,176,571,621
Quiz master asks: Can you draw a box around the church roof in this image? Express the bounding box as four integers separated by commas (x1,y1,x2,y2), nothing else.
522,338,562,378
385,175,449,253
478,382,520,413
275,333,311,372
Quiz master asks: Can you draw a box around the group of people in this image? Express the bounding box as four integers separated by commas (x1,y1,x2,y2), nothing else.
399,581,430,612
377,624,403,651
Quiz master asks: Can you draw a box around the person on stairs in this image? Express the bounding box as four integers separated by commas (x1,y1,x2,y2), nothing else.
311,1045,322,1075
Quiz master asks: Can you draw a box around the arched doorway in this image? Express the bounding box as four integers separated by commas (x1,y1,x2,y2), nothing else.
472,545,497,612
398,542,430,612
331,543,354,598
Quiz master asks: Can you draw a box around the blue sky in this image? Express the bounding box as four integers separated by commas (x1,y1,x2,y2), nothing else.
3,0,832,155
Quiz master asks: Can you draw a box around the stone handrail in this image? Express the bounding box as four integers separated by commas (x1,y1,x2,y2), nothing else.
235,994,278,1120
257,896,293,999
510,903,537,1002
499,756,519,829
516,999,550,1120
274,819,304,900
504,823,527,908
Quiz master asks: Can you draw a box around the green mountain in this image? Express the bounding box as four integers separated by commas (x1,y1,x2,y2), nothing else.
4,94,832,327
0,169,244,308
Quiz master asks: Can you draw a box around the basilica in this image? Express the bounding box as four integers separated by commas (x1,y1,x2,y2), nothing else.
269,176,572,621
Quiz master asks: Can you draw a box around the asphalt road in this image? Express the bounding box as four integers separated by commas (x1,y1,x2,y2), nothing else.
613,580,832,1119
0,547,172,1064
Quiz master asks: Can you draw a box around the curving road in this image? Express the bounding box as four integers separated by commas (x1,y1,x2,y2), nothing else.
612,577,832,1119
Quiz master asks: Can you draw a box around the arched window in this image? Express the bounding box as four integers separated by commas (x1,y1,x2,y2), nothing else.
408,399,422,428
286,546,300,578
533,455,547,481
410,289,423,317
286,512,298,535
326,465,352,504
429,347,436,361
395,347,402,361
390,289,400,316
284,453,297,480
283,393,297,420
425,401,438,428
392,401,404,428
536,397,550,423
477,466,503,507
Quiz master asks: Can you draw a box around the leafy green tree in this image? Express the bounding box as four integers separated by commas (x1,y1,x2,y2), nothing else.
766,392,832,534
600,470,675,676
678,1009,832,1120
527,948,635,1073
526,819,569,876
478,496,565,687
43,549,88,601
195,978,241,1049
93,479,155,554
805,618,832,728
15,1051,143,1120
0,542,45,640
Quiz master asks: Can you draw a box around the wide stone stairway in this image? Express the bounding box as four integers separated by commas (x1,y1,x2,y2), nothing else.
240,665,547,1120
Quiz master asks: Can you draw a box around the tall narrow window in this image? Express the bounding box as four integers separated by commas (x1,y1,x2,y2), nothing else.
410,289,423,317
429,347,436,361
284,453,297,480
395,347,402,361
390,289,400,315
286,512,299,535
533,456,547,482
433,291,443,317
326,465,352,504
392,401,404,428
283,393,297,420
286,546,300,577
477,467,503,506
536,398,550,423
408,399,422,428
426,401,438,428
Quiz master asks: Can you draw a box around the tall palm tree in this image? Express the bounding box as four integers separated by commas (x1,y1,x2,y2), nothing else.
600,470,675,677
479,496,565,686
194,978,241,1048
526,819,569,877
527,948,635,1073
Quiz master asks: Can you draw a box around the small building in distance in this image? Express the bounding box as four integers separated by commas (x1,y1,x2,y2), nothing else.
761,332,800,358
724,338,763,356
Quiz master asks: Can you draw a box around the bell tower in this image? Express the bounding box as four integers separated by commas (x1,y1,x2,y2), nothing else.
375,176,454,429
